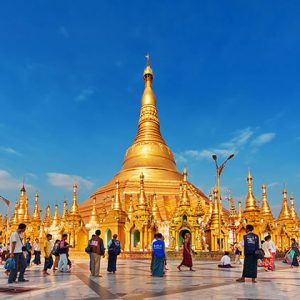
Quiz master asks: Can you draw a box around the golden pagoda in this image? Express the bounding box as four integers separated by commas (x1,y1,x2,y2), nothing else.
79,57,210,251
31,192,41,235
260,184,275,236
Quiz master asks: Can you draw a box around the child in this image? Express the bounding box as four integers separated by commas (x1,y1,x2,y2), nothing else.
4,257,16,276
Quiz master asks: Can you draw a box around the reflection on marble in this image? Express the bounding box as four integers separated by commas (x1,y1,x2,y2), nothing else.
1,258,300,299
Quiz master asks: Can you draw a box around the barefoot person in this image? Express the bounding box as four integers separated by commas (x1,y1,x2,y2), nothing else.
43,234,53,275
177,232,195,272
8,223,28,284
236,224,260,283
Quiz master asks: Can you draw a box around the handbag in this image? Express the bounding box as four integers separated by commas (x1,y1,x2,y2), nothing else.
85,245,93,254
254,248,265,260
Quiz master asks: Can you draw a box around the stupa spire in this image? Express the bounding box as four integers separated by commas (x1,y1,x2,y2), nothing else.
210,185,219,226
261,184,273,218
88,197,100,227
32,192,41,222
52,203,60,227
244,169,257,211
112,180,122,211
138,173,147,209
237,200,243,220
70,178,79,216
61,200,68,223
120,56,178,175
151,193,162,221
289,194,298,220
43,204,52,227
278,184,291,220
127,195,135,220
180,168,190,206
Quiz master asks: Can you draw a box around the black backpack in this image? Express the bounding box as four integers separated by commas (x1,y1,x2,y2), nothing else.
108,240,121,255
244,233,259,255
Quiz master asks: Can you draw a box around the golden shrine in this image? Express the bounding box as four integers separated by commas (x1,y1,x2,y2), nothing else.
1,58,299,252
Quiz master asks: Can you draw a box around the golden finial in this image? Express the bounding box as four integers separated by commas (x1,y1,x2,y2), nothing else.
112,180,122,211
183,167,188,182
145,53,150,66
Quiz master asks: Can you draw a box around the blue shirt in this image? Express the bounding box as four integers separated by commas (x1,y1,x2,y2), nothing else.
152,240,165,258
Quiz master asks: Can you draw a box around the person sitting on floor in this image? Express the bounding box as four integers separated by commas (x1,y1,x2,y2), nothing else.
218,251,233,268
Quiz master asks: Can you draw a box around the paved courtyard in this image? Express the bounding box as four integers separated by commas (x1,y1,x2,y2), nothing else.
0,258,299,299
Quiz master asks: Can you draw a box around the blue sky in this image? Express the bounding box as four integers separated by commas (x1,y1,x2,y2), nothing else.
0,1,300,217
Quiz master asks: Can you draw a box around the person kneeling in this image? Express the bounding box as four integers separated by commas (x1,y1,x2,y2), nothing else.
218,251,233,268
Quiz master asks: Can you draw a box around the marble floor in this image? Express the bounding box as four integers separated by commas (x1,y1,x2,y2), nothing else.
0,258,299,299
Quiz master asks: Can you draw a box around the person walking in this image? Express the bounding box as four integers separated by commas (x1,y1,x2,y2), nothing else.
52,239,60,271
107,234,121,274
268,235,276,271
8,223,28,284
58,234,72,272
290,238,300,268
90,230,105,277
177,232,195,271
234,243,242,264
236,224,261,283
43,234,53,275
33,238,41,265
152,233,165,277
25,237,32,267
262,236,272,271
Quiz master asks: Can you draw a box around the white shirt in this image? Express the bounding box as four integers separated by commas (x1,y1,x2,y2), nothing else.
220,255,231,265
33,242,41,251
269,240,276,253
10,231,24,253
262,241,271,258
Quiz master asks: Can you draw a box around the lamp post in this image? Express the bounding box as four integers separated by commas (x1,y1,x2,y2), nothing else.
212,153,234,251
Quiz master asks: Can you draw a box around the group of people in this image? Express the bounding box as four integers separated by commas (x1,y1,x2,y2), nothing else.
3,223,300,284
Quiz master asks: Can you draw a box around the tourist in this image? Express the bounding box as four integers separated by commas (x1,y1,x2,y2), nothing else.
52,239,60,271
236,224,260,283
33,238,41,265
107,234,121,274
8,223,28,284
43,234,53,275
218,251,233,268
90,229,105,277
25,237,32,267
150,233,158,272
268,235,276,270
152,233,165,277
87,234,96,272
290,238,300,268
234,243,242,264
177,232,195,272
58,234,72,272
262,236,272,271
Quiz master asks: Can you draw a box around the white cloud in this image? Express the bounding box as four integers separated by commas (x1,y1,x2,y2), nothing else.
267,182,279,189
174,153,187,163
0,146,21,156
47,173,94,190
252,133,276,146
75,88,94,102
0,169,34,192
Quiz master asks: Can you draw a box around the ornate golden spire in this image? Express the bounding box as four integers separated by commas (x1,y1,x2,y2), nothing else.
112,180,122,211
138,173,147,209
180,168,190,206
229,197,237,220
18,184,26,221
88,197,100,227
278,184,291,220
120,56,178,176
43,204,52,227
208,193,213,216
32,192,41,222
70,178,79,216
61,200,68,223
289,194,298,220
261,184,273,218
244,169,257,211
127,195,135,220
11,201,19,225
52,203,60,227
151,193,162,221
237,200,243,220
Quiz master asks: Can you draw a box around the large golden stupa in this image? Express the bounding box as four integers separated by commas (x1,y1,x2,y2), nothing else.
2,57,299,253
79,57,209,251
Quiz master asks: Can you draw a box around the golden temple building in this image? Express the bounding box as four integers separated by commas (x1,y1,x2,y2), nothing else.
1,58,299,253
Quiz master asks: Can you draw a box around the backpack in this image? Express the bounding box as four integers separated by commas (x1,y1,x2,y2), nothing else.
51,242,60,256
108,240,121,256
244,233,259,255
